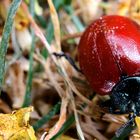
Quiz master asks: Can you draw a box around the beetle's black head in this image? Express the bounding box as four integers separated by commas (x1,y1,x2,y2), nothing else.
110,76,140,115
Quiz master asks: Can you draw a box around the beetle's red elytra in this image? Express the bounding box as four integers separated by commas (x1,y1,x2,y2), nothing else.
78,15,140,95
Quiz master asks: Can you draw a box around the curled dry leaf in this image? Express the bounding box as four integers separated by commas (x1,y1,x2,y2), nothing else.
0,106,36,140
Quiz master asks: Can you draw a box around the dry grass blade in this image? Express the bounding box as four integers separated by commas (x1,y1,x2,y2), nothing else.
81,122,108,140
33,53,65,98
65,75,93,105
44,98,68,140
102,114,128,124
71,92,85,140
61,32,83,42
47,0,61,51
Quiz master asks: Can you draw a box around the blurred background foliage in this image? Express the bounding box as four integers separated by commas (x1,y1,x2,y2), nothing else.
0,0,140,139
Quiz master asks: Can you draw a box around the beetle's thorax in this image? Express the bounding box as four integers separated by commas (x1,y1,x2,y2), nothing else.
111,76,140,114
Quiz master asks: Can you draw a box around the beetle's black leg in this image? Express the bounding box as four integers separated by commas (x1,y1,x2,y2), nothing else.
53,52,82,73
115,113,135,138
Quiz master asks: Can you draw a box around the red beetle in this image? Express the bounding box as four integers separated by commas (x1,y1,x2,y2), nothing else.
78,15,140,115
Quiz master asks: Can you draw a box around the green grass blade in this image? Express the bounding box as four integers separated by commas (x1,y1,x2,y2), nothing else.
64,0,72,5
22,0,35,107
46,19,54,44
64,5,85,32
0,0,22,90
53,0,84,32
33,102,61,131
35,15,47,28
53,0,64,10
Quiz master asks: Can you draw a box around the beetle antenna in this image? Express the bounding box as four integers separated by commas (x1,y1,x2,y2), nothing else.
53,52,82,72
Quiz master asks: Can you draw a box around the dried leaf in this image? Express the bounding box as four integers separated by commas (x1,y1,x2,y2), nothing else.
135,116,140,136
0,107,36,140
